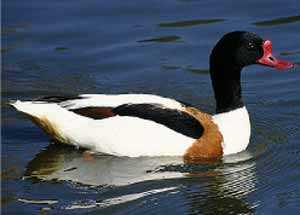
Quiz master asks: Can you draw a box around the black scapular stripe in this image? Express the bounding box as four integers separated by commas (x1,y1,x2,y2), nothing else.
34,95,82,103
113,103,203,139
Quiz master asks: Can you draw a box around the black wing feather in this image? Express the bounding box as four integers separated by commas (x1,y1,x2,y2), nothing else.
33,95,82,103
113,103,203,139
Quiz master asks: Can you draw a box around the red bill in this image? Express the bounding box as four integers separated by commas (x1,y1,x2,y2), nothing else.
257,40,294,70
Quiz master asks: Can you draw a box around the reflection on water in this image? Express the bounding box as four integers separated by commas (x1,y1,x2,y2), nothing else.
161,64,209,75
66,186,178,210
186,67,209,75
137,35,182,43
1,23,31,35
158,18,225,28
280,50,300,56
1,45,18,54
54,47,69,52
254,15,300,26
23,143,258,213
24,144,184,186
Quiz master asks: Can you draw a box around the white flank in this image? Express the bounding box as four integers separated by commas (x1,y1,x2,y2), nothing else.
212,107,251,155
11,100,194,157
60,94,184,110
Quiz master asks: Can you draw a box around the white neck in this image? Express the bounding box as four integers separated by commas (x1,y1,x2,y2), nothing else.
212,106,251,155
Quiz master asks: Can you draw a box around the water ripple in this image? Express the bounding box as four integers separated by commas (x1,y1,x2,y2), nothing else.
137,35,182,43
253,15,300,26
158,18,225,28
280,50,300,56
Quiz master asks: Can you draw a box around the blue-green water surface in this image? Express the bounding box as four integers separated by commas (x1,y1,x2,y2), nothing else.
2,0,300,214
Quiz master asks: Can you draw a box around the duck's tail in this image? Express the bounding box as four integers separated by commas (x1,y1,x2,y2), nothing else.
9,100,87,145
10,100,54,118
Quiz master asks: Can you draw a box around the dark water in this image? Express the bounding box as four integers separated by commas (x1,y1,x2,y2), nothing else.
2,0,300,214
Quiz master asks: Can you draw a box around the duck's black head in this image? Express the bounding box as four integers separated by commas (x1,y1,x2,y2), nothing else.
210,31,263,73
209,31,294,113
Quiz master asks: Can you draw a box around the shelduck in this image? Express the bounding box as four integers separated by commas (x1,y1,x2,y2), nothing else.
10,31,294,162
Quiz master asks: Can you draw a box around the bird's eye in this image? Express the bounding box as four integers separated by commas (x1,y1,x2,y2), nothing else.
247,42,255,50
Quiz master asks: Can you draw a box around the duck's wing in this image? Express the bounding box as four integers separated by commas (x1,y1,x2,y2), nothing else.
61,104,200,140
32,94,202,139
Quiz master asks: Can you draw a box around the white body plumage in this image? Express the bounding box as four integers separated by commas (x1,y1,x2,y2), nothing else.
11,94,251,157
